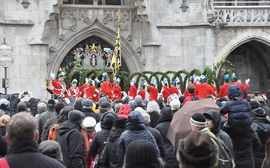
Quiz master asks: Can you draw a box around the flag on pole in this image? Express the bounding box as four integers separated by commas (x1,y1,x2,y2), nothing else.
110,9,122,75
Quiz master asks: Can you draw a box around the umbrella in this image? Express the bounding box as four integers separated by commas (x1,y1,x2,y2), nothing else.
167,98,219,146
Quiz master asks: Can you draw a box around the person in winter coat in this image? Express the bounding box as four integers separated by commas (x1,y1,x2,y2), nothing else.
203,110,234,159
89,112,116,163
155,106,179,168
251,107,270,168
141,112,165,158
82,99,100,122
221,84,253,135
146,101,160,128
38,99,56,142
103,117,127,168
38,140,63,163
262,137,270,168
41,101,65,141
57,110,86,168
177,130,218,168
1,112,65,168
221,85,261,168
117,111,160,167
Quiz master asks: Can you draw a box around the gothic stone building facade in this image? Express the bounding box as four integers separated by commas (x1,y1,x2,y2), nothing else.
1,0,270,98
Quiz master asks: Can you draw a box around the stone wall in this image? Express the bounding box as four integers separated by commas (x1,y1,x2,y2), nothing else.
1,0,270,98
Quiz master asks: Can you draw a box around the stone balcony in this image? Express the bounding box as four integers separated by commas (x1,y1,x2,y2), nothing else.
211,0,270,26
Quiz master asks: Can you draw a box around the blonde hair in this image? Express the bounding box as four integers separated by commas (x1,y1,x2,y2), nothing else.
0,115,10,127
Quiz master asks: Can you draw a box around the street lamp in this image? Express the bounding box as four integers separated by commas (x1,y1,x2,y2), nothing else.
0,38,14,94
21,0,31,9
180,0,189,12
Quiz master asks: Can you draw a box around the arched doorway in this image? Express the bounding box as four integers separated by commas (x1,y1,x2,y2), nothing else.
47,20,140,79
60,35,129,72
224,40,270,92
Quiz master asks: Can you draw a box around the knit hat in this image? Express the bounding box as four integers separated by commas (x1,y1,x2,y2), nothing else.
125,140,160,168
39,140,63,161
134,95,143,107
190,113,207,128
228,84,241,98
146,101,160,113
134,107,146,114
48,99,56,105
113,117,127,129
68,110,85,125
141,112,151,125
82,99,93,107
127,111,145,126
177,131,217,167
118,104,131,118
100,101,111,109
101,112,116,130
254,107,267,117
170,99,181,111
159,106,173,122
83,117,97,128
0,98,10,107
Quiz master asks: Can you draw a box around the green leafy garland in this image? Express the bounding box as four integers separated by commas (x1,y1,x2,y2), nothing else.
63,60,234,93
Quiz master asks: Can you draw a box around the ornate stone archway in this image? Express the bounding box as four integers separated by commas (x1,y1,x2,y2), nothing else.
47,20,140,78
216,32,270,91
216,32,270,62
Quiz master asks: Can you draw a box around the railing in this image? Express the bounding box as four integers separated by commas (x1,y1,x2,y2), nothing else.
211,1,270,25
213,0,270,7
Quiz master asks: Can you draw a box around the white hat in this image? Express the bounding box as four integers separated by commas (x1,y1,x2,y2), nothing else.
170,99,181,111
83,117,97,128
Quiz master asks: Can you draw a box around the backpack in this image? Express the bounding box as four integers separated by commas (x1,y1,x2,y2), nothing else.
211,137,235,168
228,111,253,134
203,128,235,168
48,123,60,140
94,140,109,168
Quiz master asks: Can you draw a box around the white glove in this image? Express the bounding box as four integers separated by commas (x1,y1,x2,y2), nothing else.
245,78,250,84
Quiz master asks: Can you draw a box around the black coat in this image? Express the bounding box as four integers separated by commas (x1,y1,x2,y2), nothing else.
147,126,165,157
104,128,125,168
155,114,179,168
82,108,100,122
148,112,160,128
5,140,65,168
204,110,234,159
252,117,270,168
89,129,111,159
57,120,85,168
0,135,7,157
225,127,261,168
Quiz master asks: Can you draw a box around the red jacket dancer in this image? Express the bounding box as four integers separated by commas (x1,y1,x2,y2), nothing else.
231,73,250,92
218,74,231,98
68,79,81,99
161,79,171,101
50,72,68,98
183,85,200,104
128,79,137,99
80,79,99,102
100,79,113,100
113,77,122,101
148,82,158,101
196,75,215,99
